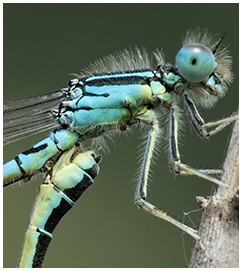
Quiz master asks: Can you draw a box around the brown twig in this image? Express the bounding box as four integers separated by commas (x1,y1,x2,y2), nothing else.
189,118,239,268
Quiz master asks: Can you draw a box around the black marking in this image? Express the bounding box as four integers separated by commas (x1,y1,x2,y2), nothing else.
51,130,65,152
170,108,179,161
43,197,73,234
64,175,93,202
53,184,61,193
201,81,219,96
142,77,152,86
82,68,152,79
22,143,48,156
85,75,148,87
14,156,26,175
31,233,52,268
94,154,102,164
43,171,96,234
192,58,197,65
163,64,180,75
4,174,33,187
68,79,79,87
210,71,222,85
3,179,17,187
213,32,227,55
74,89,110,107
138,131,152,200
184,94,204,127
74,106,93,111
84,164,99,180
85,91,109,97
59,104,94,112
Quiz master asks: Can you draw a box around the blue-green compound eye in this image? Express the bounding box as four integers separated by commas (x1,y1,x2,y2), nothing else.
175,44,217,83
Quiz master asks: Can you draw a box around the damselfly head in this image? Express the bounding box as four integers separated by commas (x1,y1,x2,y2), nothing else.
175,43,216,83
176,29,233,107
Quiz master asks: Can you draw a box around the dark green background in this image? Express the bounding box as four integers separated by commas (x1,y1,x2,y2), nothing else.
3,3,238,268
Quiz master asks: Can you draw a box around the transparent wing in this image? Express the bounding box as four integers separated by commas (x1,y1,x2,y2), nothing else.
3,90,65,145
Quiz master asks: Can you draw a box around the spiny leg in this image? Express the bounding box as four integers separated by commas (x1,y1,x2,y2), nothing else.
134,111,200,240
183,91,238,138
168,103,231,189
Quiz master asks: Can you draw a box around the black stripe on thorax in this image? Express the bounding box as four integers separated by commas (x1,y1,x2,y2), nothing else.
85,75,150,87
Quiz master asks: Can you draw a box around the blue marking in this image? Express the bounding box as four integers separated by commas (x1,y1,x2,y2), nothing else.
38,228,53,238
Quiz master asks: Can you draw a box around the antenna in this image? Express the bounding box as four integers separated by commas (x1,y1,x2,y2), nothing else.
213,32,227,54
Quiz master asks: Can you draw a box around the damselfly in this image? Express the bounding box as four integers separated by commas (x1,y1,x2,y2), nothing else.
3,29,238,267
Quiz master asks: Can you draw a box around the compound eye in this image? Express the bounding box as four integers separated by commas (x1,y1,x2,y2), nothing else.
175,44,216,82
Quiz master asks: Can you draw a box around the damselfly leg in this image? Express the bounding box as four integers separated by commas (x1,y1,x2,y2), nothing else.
134,102,238,240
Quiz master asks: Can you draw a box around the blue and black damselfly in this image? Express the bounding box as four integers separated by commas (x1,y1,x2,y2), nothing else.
3,29,238,267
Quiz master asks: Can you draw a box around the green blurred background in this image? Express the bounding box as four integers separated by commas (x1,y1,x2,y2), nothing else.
3,3,238,268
